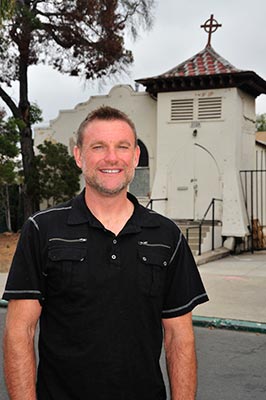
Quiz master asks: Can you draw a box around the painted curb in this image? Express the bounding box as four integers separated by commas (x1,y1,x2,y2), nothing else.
0,300,7,308
193,315,266,334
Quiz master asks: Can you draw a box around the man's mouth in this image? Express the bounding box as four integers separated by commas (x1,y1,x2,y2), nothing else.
100,169,121,174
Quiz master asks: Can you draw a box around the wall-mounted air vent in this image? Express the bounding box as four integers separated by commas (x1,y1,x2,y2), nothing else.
198,97,222,120
171,99,194,121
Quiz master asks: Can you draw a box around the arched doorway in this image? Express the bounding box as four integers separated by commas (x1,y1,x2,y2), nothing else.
167,142,222,220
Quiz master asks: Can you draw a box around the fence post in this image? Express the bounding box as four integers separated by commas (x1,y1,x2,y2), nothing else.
212,198,215,251
198,225,202,256
250,172,254,254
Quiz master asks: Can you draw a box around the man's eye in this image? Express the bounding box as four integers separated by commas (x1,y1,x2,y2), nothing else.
119,145,129,149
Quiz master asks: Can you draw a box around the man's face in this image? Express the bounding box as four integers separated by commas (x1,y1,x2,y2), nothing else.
74,119,140,197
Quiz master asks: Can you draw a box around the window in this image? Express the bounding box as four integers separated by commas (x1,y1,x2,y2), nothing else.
130,139,150,197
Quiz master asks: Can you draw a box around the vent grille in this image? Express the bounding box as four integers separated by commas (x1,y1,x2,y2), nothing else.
171,99,194,121
198,97,222,120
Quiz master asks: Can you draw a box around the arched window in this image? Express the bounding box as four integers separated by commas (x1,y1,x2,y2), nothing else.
130,139,150,197
137,139,149,167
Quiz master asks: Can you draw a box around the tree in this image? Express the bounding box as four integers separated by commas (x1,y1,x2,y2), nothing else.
0,109,20,231
35,140,81,208
0,0,155,219
256,113,266,131
0,0,16,23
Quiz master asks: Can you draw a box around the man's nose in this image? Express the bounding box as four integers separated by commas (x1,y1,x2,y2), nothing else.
104,148,118,163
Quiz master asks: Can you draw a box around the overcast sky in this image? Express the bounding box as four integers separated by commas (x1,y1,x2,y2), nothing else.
2,0,266,126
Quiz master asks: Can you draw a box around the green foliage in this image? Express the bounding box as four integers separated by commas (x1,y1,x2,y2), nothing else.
0,111,20,186
11,103,43,130
256,113,266,132
0,0,15,25
0,108,21,230
29,102,43,125
36,140,81,207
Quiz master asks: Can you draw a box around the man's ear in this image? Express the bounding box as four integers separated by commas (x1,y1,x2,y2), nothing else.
134,145,141,168
73,145,82,169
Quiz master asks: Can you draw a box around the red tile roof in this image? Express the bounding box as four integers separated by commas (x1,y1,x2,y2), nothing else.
136,45,266,97
157,45,242,78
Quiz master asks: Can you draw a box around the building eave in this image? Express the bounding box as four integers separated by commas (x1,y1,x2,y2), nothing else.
136,71,266,98
256,140,266,148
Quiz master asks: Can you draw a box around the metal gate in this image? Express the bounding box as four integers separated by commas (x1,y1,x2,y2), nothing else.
240,167,266,251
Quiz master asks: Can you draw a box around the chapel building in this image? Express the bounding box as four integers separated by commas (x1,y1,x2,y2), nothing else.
35,16,266,254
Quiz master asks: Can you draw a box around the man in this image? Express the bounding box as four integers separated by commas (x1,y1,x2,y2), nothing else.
3,106,208,400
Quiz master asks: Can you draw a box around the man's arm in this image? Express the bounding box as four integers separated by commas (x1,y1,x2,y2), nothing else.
3,299,42,400
162,312,197,400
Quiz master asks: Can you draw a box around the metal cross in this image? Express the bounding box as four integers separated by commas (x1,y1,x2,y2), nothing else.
201,14,222,47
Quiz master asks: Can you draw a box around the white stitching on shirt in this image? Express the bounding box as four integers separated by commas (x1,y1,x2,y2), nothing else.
29,217,39,231
29,207,72,230
162,293,208,314
4,290,42,295
169,231,182,264
32,206,72,219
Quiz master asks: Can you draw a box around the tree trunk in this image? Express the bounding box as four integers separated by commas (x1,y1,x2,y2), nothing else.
18,30,39,219
20,124,38,219
5,184,12,232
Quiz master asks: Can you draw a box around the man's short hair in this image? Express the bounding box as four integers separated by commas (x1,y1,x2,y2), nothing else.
76,106,138,148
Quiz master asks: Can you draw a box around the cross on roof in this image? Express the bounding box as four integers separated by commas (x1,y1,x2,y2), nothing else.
201,14,222,47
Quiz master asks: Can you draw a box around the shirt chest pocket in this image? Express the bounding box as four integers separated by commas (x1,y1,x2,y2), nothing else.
47,242,87,297
137,245,170,297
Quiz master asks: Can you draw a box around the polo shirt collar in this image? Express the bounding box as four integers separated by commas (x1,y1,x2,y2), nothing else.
128,193,160,229
67,190,98,226
67,189,160,230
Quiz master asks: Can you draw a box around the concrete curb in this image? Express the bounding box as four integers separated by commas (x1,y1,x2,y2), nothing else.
193,315,266,334
195,247,230,266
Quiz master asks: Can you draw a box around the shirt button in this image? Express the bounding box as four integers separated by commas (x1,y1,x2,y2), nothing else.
113,239,117,244
163,261,167,266
142,256,147,262
111,254,117,260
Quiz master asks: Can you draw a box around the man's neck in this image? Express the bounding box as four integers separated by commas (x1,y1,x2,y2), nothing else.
84,188,134,236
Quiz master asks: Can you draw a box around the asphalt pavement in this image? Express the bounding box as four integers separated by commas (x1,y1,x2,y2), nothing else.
1,308,265,400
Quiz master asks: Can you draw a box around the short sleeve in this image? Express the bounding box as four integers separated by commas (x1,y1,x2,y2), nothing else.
162,232,208,319
2,218,45,304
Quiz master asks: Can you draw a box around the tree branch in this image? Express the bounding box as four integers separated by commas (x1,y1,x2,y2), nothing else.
35,9,63,18
0,85,20,119
41,22,94,49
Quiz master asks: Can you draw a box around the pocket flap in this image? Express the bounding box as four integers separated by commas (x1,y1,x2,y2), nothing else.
48,247,86,262
138,247,169,268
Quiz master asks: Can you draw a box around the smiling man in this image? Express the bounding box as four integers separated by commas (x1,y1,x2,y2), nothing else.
3,106,208,400
74,113,140,197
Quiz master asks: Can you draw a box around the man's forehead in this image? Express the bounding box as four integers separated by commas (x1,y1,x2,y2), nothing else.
86,118,131,128
84,119,135,138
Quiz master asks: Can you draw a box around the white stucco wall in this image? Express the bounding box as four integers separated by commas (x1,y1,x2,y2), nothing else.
150,87,254,236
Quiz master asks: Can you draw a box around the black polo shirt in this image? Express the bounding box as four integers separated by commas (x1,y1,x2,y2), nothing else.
3,191,208,400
